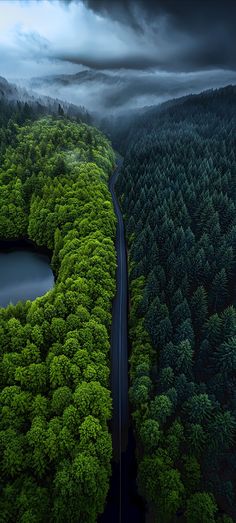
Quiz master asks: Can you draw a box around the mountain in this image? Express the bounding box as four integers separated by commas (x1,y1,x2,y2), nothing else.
30,69,118,88
26,69,125,114
0,75,91,123
24,68,236,115
0,76,19,98
102,84,236,149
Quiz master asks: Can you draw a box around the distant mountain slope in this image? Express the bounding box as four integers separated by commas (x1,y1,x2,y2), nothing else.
0,76,19,98
0,75,91,123
25,68,236,114
104,84,236,150
30,69,118,88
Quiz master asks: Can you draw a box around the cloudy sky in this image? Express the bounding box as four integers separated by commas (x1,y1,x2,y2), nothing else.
0,0,236,112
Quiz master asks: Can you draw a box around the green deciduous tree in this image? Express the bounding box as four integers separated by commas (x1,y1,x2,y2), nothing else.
186,492,217,523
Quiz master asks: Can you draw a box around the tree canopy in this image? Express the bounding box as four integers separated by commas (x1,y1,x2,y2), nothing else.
0,116,116,522
116,86,236,522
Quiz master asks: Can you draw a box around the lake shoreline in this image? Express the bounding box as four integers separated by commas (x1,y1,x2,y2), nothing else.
0,238,52,257
0,240,54,308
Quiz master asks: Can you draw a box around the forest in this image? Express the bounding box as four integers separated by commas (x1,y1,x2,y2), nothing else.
0,95,90,161
0,111,117,522
1,82,236,523
116,85,236,522
1,0,236,520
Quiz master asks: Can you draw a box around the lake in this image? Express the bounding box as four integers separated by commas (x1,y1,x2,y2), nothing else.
0,242,54,308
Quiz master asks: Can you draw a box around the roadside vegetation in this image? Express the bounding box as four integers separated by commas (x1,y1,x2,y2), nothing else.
0,115,116,523
117,86,236,522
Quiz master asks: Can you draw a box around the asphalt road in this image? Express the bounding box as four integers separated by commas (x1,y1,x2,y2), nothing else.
101,160,145,523
109,158,129,463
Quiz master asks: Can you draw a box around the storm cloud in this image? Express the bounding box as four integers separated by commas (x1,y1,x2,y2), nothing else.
79,0,236,71
0,0,235,113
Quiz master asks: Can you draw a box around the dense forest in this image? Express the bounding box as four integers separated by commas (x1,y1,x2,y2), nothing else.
0,87,90,164
0,113,117,522
116,86,236,522
1,82,236,523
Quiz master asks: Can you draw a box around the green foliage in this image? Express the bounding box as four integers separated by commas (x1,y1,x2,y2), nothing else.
117,87,236,520
139,451,184,523
0,117,116,521
186,492,218,523
139,419,160,453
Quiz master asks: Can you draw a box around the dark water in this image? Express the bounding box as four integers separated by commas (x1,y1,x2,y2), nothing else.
0,241,54,307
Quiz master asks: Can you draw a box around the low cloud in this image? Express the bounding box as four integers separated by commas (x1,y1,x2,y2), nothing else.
27,68,236,114
0,0,235,113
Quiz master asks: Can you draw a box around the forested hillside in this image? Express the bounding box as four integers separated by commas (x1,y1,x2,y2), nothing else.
0,117,116,522
0,82,90,162
116,86,236,522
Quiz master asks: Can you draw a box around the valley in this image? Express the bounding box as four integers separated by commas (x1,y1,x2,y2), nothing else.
0,1,236,519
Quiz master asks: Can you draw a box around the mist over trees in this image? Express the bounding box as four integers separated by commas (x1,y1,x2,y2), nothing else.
0,76,91,131
1,73,236,523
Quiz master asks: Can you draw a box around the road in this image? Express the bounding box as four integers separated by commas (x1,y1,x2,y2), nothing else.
109,157,129,463
101,160,145,523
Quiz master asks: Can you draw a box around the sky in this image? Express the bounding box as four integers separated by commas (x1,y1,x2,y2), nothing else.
0,0,236,112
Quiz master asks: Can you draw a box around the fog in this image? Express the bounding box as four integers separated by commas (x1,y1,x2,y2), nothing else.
0,0,235,115
21,68,236,115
